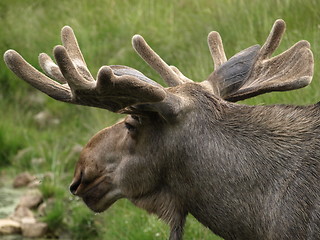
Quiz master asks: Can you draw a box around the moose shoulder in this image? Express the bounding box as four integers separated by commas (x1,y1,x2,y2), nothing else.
4,19,319,240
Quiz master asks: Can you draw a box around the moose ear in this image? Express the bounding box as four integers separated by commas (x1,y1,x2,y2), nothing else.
204,19,314,101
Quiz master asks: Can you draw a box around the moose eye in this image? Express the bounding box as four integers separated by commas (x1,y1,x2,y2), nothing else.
125,122,136,131
124,115,140,133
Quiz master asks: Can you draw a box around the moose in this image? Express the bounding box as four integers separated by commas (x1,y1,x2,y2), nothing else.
4,19,320,239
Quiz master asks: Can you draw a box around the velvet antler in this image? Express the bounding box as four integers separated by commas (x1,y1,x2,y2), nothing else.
205,19,314,101
132,35,193,87
4,19,314,114
4,27,167,113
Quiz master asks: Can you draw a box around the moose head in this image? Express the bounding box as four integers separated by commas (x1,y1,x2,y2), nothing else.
4,19,319,240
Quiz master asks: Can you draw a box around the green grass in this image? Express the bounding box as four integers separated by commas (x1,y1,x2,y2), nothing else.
0,0,319,239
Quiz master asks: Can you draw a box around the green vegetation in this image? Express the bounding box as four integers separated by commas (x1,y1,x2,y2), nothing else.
0,0,319,239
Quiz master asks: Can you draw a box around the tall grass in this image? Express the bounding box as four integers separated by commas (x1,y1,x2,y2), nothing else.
0,0,319,239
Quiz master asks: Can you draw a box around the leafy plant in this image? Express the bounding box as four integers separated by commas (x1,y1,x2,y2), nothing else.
68,202,101,240
0,124,25,167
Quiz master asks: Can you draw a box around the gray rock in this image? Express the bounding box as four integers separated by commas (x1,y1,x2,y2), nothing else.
21,220,48,238
21,217,36,224
37,202,47,217
0,219,21,235
26,92,46,105
18,189,43,209
71,144,83,155
13,172,35,188
34,111,60,128
27,179,41,189
9,206,34,222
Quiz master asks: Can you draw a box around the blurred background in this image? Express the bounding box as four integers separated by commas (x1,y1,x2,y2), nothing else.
0,0,319,239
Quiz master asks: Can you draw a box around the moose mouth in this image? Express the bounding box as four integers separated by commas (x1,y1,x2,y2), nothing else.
79,179,123,213
82,187,123,213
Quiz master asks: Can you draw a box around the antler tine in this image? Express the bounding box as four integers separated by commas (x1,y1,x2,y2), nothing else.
132,35,186,87
38,25,95,85
4,50,72,102
170,66,193,83
39,53,67,83
61,26,95,82
53,45,94,90
207,31,227,70
259,19,286,60
96,66,166,101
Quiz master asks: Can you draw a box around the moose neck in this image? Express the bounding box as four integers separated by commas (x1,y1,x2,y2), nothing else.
165,95,320,239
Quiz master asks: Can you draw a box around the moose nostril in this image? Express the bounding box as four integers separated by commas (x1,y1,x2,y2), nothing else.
69,175,82,195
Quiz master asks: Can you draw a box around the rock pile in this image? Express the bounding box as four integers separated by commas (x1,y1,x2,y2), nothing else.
0,172,49,238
